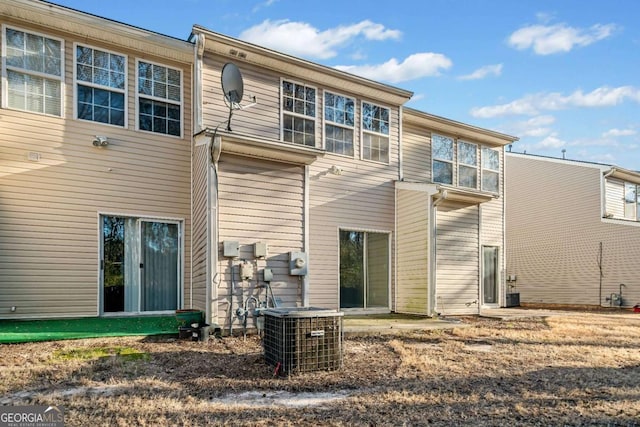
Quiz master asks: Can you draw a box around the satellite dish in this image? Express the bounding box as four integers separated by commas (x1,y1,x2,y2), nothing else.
221,63,244,105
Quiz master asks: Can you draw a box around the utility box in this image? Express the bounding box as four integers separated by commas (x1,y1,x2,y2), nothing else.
223,241,239,258
263,307,343,375
505,293,520,307
289,251,308,276
254,242,268,258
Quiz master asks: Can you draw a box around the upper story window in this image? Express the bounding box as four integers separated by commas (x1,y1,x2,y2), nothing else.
324,91,355,156
3,27,63,116
482,147,500,193
137,61,182,137
75,44,126,126
362,102,390,163
624,182,638,220
432,134,454,184
282,80,316,146
458,141,478,189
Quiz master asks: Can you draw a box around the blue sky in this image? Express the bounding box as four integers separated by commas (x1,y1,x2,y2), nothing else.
51,0,640,170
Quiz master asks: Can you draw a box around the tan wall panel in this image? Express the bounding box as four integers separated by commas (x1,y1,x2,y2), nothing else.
0,19,193,319
506,155,640,307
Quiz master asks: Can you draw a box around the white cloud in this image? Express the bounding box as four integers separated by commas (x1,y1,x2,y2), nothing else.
508,115,556,137
239,19,401,60
602,128,637,138
252,0,278,13
334,53,452,83
458,64,503,80
470,86,640,118
508,23,618,55
537,133,566,149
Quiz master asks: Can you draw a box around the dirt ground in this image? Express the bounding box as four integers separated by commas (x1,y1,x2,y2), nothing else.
1,311,639,426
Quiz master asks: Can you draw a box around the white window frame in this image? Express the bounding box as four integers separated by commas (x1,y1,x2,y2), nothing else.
624,182,638,220
361,100,390,164
431,133,454,185
481,147,500,193
1,24,65,117
280,78,317,146
98,212,184,316
74,42,128,128
337,227,392,312
135,59,183,138
323,89,356,158
457,140,478,189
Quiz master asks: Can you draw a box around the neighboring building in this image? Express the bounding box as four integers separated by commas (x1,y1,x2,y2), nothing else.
506,153,640,308
1,0,519,328
0,0,194,318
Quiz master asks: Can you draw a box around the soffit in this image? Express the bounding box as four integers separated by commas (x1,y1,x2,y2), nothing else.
1,0,193,64
606,168,640,185
193,26,413,106
433,185,496,204
197,129,324,165
403,107,518,147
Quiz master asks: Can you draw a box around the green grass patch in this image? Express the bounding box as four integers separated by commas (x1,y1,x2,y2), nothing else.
52,346,149,362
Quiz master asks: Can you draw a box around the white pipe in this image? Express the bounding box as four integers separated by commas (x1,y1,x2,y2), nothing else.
302,165,310,307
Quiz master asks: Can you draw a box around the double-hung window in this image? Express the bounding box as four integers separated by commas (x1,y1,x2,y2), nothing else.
137,60,182,137
75,44,126,126
624,182,638,220
482,147,500,193
3,26,63,116
458,141,478,189
432,134,454,184
362,102,390,163
324,91,355,156
282,80,316,146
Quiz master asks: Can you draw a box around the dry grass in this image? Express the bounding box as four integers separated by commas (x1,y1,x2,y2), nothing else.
1,312,640,426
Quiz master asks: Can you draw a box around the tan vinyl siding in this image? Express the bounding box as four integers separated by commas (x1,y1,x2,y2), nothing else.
216,154,304,328
191,143,209,313
308,106,399,309
0,19,193,319
480,149,504,302
506,155,640,307
202,56,281,141
402,124,431,182
435,200,479,315
396,188,430,314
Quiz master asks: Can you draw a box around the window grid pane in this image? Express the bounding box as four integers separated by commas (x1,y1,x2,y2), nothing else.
363,133,389,163
76,45,125,90
325,92,355,155
5,28,63,116
282,80,316,146
362,102,390,135
77,85,125,126
481,147,500,193
137,61,182,136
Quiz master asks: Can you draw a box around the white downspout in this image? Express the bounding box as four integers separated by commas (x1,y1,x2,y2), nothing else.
302,165,310,307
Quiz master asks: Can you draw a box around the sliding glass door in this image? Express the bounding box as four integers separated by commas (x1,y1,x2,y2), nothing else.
339,230,389,309
101,215,181,314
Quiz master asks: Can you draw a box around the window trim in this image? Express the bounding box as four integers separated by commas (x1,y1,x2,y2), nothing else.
322,89,356,158
431,133,455,185
73,42,128,128
98,212,184,316
135,58,183,139
457,140,478,189
337,227,392,311
360,100,391,165
1,24,65,117
481,146,501,194
280,77,317,146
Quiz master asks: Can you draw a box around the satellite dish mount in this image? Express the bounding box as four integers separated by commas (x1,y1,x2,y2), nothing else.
220,62,244,132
